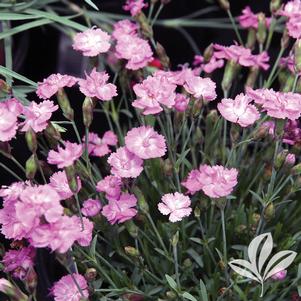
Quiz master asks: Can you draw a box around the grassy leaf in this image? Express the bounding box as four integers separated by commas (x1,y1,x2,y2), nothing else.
199,279,209,301
165,274,177,290
182,292,198,301
0,66,37,87
84,0,99,10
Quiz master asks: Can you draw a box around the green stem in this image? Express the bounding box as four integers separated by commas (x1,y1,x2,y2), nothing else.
71,120,81,144
151,3,164,27
227,9,243,45
0,162,23,181
173,243,180,289
74,193,84,230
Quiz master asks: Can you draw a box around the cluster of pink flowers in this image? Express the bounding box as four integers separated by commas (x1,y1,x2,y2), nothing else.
47,141,83,168
238,6,271,29
0,182,93,253
102,193,138,224
218,93,260,127
50,171,82,199
158,192,192,222
72,27,111,56
51,273,89,301
97,175,122,200
36,73,78,99
182,165,238,198
113,20,153,70
21,100,58,133
123,0,147,16
78,68,117,101
0,98,23,142
214,44,270,70
246,87,301,120
84,131,118,157
2,246,35,280
279,0,301,39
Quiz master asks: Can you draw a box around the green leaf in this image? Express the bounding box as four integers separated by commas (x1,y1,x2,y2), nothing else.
0,19,53,40
90,234,98,258
199,279,208,301
0,13,40,20
175,148,191,170
187,248,203,268
182,292,198,301
0,66,37,87
165,274,177,290
84,0,99,10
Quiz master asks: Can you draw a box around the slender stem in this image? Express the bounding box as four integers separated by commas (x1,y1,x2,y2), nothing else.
10,156,26,174
227,9,243,45
74,193,84,230
0,162,23,181
220,208,227,262
71,120,81,143
147,2,155,22
151,3,164,27
173,243,180,288
70,272,86,298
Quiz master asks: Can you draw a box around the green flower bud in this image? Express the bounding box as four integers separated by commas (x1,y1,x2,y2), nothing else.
281,28,290,49
257,13,267,45
65,165,78,194
264,202,275,221
194,206,201,218
25,154,38,180
162,158,173,176
251,213,261,226
166,291,177,299
295,39,301,73
85,268,97,281
222,60,240,93
183,258,192,268
246,28,257,49
171,231,179,246
82,97,95,128
124,246,140,257
270,0,281,14
291,163,301,175
217,0,230,11
25,127,37,153
156,42,170,69
125,220,139,238
44,122,61,148
133,187,149,214
56,88,74,120
275,150,288,170
135,12,153,38
0,79,11,94
203,43,213,62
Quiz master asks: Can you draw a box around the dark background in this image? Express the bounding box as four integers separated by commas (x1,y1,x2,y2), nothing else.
0,0,282,300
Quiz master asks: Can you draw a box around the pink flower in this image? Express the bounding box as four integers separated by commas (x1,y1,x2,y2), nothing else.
84,131,117,157
50,171,81,199
73,27,111,56
132,73,176,115
112,20,138,40
217,93,260,127
96,175,122,201
238,6,271,29
285,153,296,166
174,93,190,112
158,192,192,222
78,68,117,101
0,98,23,141
125,126,167,159
182,165,238,198
21,100,58,133
287,15,301,39
48,141,83,168
52,274,89,301
107,147,143,178
102,193,137,224
279,0,301,18
271,269,287,281
81,199,102,217
247,88,301,120
283,120,301,144
30,216,93,253
214,44,270,70
0,181,27,202
36,74,77,99
202,56,224,73
115,34,153,70
183,75,217,101
3,247,35,280
123,0,148,16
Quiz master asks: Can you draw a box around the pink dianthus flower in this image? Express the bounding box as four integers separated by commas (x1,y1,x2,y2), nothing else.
81,199,102,217
158,192,192,222
112,20,138,40
174,93,190,112
123,0,148,16
102,193,137,224
37,74,77,99
47,141,83,168
107,147,143,178
78,68,117,101
217,93,260,127
238,6,271,29
73,27,111,56
125,126,167,159
96,175,122,201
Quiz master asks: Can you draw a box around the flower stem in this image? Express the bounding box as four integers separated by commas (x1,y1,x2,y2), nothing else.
226,9,243,45
172,243,180,288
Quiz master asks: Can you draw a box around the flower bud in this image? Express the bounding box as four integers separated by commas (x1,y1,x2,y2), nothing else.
292,163,301,175
230,123,240,144
246,28,257,49
166,291,177,299
135,12,153,38
257,13,267,45
85,268,97,281
162,158,173,176
194,206,201,218
26,154,38,180
65,165,78,193
263,164,272,180
207,109,219,123
270,0,281,14
0,141,12,158
295,39,301,73
156,42,170,69
56,88,74,120
171,231,179,246
0,79,11,94
217,0,230,11
214,198,226,210
235,224,247,235
44,122,61,148
285,153,296,167
25,128,37,153
245,66,259,89
281,28,290,49
271,269,287,280
134,187,149,213
264,202,275,221
275,150,288,169
203,43,213,62
124,246,140,257
82,97,95,128
251,213,261,226
125,220,139,238
183,258,192,268
222,60,240,93
122,293,144,301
